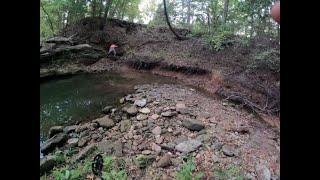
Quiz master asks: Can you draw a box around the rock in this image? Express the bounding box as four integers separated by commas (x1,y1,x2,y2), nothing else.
173,131,182,136
137,114,148,121
142,150,152,155
196,134,211,143
97,140,122,156
41,133,67,155
157,154,172,168
211,142,223,151
139,107,151,114
78,136,90,147
79,130,89,138
198,129,207,135
161,143,176,151
120,120,131,132
48,126,63,138
175,140,202,153
40,155,57,176
182,119,205,131
71,144,97,163
174,136,188,144
63,125,77,134
152,143,162,153
126,105,138,115
176,103,188,114
134,154,155,169
151,114,160,120
95,116,115,129
134,99,147,107
155,136,164,144
113,141,123,157
67,138,79,147
222,145,237,157
102,106,113,114
212,154,220,163
75,124,89,133
119,97,125,104
168,127,173,132
161,111,177,117
91,133,101,140
255,164,271,180
152,126,162,135
202,112,211,119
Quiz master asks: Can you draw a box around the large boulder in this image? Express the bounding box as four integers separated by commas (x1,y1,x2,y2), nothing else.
71,143,97,163
48,126,64,138
41,133,68,155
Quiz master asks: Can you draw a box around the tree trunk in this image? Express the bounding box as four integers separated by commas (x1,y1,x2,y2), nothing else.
91,0,97,17
163,0,184,40
222,0,229,24
40,2,54,33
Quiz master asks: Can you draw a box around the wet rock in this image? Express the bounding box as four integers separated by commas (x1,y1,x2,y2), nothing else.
78,136,90,147
48,126,63,138
134,154,155,169
125,94,135,102
95,116,115,129
134,99,147,107
152,126,162,135
120,120,131,132
40,155,57,176
157,154,172,168
102,105,113,114
63,125,77,134
222,145,237,157
139,107,151,114
182,119,205,131
67,138,79,147
71,144,97,163
175,140,202,153
255,163,271,180
126,105,138,115
41,133,67,155
137,114,148,121
151,114,160,120
161,111,177,117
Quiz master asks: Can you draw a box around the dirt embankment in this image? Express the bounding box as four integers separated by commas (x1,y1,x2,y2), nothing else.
40,17,280,126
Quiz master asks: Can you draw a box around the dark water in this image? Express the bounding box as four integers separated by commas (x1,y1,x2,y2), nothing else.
40,71,177,142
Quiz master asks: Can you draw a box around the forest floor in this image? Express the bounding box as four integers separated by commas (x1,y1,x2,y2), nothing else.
40,17,280,179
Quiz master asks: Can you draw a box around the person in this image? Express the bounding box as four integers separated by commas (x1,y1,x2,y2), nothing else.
107,43,118,57
271,1,280,24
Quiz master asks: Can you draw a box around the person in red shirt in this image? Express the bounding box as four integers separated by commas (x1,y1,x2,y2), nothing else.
271,1,280,24
107,43,118,57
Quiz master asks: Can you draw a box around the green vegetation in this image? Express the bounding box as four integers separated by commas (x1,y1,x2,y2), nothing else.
102,156,127,180
248,49,280,72
175,157,204,180
213,165,245,180
52,157,92,180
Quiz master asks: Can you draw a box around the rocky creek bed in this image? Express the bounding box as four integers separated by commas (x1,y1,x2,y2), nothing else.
40,83,280,179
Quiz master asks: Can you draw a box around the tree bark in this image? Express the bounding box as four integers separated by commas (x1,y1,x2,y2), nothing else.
222,0,229,24
163,0,184,40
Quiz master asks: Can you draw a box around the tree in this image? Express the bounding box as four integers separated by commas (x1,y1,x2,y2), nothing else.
163,0,184,40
